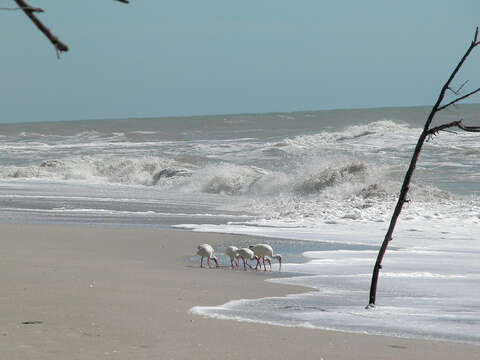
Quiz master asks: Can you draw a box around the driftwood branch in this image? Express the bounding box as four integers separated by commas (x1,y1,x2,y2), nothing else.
367,26,480,308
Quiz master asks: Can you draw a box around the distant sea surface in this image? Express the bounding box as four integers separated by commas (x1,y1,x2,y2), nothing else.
1,105,480,344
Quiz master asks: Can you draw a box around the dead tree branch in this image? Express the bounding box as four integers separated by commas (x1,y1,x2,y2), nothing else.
427,120,463,137
14,0,68,53
367,26,480,308
12,0,130,57
427,120,480,136
438,87,480,111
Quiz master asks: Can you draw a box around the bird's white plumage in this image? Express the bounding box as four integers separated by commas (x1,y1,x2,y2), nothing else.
249,244,273,257
225,246,240,269
249,243,282,270
237,247,255,260
197,243,214,257
237,248,256,270
225,245,239,258
196,243,218,268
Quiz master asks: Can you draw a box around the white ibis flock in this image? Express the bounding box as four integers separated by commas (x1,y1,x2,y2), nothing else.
196,243,282,271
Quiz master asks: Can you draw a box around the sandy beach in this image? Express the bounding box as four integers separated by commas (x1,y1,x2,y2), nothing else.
0,223,477,360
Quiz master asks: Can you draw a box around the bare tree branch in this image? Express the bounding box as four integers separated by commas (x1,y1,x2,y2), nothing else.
427,120,463,136
14,0,68,53
431,27,480,117
438,87,480,111
458,123,480,132
427,119,480,141
367,26,480,308
12,0,131,57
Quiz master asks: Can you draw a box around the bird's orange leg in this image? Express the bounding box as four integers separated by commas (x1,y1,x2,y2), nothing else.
262,257,268,271
255,257,261,270
266,258,272,271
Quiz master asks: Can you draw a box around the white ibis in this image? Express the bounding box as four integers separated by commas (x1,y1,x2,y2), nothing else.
225,246,239,270
249,244,282,271
237,248,257,271
196,244,218,268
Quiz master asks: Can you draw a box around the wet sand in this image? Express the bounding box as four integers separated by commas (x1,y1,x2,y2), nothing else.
0,223,477,359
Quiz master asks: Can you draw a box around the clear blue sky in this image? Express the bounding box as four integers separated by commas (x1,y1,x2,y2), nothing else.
1,0,479,123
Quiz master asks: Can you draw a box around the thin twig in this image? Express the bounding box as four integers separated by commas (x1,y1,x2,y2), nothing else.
438,87,480,111
447,80,470,95
458,123,480,132
474,27,480,46
0,7,43,12
457,79,469,94
431,27,480,117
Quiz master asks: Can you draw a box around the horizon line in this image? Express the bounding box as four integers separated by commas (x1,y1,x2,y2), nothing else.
1,102,479,126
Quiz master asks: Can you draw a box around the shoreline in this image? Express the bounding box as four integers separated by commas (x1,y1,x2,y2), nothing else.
0,223,477,359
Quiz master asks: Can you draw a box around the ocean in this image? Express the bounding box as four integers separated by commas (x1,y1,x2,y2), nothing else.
1,104,480,344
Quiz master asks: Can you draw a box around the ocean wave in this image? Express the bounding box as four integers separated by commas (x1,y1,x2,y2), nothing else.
182,163,266,195
0,156,194,186
0,146,462,227
275,120,418,152
293,162,368,195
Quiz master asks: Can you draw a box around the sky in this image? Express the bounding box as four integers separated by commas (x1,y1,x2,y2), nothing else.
1,0,479,123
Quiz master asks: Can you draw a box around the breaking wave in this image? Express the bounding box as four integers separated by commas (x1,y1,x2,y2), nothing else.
273,120,418,151
0,156,193,186
0,150,455,225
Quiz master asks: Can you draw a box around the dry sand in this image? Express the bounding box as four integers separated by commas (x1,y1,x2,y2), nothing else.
0,223,477,359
